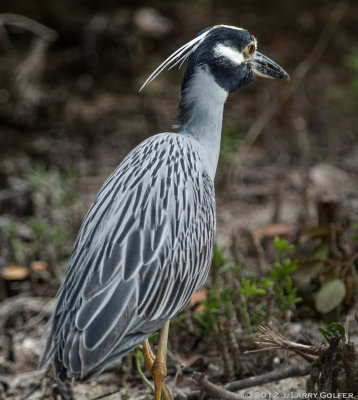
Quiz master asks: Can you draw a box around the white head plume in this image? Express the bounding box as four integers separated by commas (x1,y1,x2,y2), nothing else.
139,28,213,92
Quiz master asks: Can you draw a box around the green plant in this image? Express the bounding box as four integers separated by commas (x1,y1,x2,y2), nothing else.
194,238,301,336
1,164,80,271
133,346,154,394
193,285,236,336
26,164,78,219
211,245,243,284
219,125,243,164
308,322,358,393
352,217,358,242
345,48,358,95
268,236,301,318
294,218,358,320
192,246,240,336
238,276,266,331
2,220,25,265
132,332,160,395
318,322,345,342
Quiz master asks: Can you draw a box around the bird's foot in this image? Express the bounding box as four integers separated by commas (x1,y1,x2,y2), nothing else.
152,357,171,400
142,331,172,400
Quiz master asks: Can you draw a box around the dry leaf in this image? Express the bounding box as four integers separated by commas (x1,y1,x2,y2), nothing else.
1,265,30,281
30,260,49,272
252,223,294,242
175,353,203,368
189,288,207,313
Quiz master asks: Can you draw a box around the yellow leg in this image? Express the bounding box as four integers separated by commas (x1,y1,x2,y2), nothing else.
142,338,156,375
142,321,172,400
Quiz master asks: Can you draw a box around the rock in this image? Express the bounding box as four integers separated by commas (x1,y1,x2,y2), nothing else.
309,163,355,197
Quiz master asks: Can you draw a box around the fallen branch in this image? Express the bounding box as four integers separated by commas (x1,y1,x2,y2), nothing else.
0,13,58,42
193,372,245,400
237,0,351,166
188,364,311,399
225,364,311,392
0,184,30,201
0,296,53,322
89,388,121,400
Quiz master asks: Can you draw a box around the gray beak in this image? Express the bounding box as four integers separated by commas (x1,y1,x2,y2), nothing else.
250,51,290,81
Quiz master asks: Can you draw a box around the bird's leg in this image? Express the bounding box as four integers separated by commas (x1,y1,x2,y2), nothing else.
152,321,171,400
142,338,156,375
142,321,172,400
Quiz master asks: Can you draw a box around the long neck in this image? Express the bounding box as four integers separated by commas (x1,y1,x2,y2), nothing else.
178,66,228,180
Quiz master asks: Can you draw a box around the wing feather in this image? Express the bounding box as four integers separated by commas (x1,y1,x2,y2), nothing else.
41,132,216,380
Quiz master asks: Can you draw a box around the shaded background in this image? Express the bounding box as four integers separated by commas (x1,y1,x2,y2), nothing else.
1,0,357,177
1,0,357,277
0,0,358,399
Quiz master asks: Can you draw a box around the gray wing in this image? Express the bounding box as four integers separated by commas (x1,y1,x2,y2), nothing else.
41,132,216,380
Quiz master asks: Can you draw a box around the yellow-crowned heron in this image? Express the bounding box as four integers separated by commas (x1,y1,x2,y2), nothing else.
40,25,289,399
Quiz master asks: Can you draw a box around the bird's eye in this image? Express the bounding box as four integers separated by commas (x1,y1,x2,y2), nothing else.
247,44,255,56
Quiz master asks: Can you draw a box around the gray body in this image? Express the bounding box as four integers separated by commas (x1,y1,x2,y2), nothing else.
41,25,289,381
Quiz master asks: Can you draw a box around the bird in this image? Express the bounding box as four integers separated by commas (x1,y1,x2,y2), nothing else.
40,24,289,400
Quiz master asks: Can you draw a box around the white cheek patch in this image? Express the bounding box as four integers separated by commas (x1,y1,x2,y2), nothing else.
213,44,245,65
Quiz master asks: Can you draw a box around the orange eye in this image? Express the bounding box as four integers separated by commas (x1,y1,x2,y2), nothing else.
247,44,255,56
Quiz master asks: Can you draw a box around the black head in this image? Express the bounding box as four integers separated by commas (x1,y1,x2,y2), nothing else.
181,25,289,94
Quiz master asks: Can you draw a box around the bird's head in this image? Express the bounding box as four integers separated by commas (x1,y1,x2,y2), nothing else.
183,25,290,93
140,24,289,93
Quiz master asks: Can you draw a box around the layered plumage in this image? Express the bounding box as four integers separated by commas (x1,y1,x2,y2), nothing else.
41,133,215,380
41,24,289,382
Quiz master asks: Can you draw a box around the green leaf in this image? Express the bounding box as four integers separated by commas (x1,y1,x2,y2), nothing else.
273,236,294,254
318,327,330,342
327,322,346,338
318,322,345,342
315,279,346,314
212,246,228,269
238,278,266,297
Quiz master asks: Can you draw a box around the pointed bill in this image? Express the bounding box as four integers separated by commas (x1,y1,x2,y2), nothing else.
250,51,290,81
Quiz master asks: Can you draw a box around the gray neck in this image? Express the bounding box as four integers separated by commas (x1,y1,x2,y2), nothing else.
179,67,228,180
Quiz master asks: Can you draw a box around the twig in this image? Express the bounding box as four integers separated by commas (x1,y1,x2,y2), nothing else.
263,291,274,326
252,236,266,274
0,13,58,42
303,250,358,280
193,372,245,400
0,296,53,321
338,342,358,392
224,364,311,392
188,364,311,399
256,325,326,357
237,0,351,166
191,363,311,400
89,388,121,400
0,184,29,201
217,316,234,378
341,250,358,278
171,361,184,398
19,384,39,400
226,316,242,376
